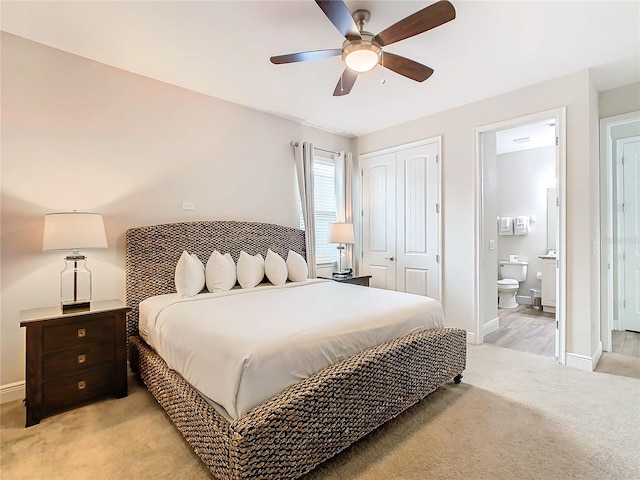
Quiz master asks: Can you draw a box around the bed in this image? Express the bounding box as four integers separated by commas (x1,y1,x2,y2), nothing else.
126,220,466,479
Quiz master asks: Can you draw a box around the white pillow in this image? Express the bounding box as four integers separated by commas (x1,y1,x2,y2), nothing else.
286,250,308,282
206,251,236,293
174,250,205,297
237,251,265,289
265,249,287,286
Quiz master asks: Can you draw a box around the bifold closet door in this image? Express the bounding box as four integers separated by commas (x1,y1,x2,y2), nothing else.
395,143,439,297
361,141,440,298
362,152,397,290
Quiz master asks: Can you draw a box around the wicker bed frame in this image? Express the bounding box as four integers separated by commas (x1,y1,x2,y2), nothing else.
125,220,466,480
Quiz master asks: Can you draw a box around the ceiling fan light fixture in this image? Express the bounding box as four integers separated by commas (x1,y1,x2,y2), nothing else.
343,36,381,73
270,1,456,95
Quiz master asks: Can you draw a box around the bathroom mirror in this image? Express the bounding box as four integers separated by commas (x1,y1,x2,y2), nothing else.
547,187,558,251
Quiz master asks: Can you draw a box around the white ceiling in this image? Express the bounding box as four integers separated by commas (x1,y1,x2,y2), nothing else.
2,1,639,137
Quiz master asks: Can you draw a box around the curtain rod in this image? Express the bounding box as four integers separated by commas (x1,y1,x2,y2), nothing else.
289,141,340,156
315,147,341,156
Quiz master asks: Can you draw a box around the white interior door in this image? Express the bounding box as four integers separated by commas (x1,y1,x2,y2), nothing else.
622,136,640,332
396,143,440,297
361,140,441,299
362,152,396,290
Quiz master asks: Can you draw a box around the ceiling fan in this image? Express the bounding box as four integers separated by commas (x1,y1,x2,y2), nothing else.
270,0,456,96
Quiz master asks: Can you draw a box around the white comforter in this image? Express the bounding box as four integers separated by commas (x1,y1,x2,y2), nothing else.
139,279,444,420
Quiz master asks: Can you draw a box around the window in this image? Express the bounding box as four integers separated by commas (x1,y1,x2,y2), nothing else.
299,152,339,266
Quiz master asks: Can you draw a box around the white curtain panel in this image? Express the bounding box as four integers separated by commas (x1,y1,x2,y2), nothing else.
344,152,355,273
295,142,317,277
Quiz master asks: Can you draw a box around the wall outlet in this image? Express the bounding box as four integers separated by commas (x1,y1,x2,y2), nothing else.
181,201,195,211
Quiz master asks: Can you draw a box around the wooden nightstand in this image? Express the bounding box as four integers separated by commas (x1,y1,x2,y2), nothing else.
20,300,130,427
319,275,372,287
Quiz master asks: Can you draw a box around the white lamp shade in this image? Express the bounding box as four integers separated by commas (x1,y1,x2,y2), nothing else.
43,212,108,251
328,223,354,244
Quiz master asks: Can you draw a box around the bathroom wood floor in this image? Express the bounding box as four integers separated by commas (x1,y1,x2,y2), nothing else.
484,306,640,362
484,305,556,358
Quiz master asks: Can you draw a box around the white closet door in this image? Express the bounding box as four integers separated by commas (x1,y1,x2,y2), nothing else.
622,137,640,332
361,152,397,290
361,140,441,298
396,142,440,298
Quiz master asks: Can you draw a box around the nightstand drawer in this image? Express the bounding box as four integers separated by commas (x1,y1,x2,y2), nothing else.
21,301,130,427
43,315,115,351
43,367,113,414
43,343,115,380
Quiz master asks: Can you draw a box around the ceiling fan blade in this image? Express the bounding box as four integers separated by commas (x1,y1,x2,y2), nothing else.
270,49,342,65
380,52,434,82
315,0,361,40
333,69,358,96
374,0,456,47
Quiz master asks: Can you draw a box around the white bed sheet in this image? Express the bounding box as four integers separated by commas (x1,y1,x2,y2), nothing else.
139,279,444,420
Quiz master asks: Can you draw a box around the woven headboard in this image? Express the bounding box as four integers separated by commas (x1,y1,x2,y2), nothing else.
125,220,306,339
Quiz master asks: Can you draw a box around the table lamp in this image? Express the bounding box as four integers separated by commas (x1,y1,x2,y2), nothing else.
327,222,354,276
43,212,108,312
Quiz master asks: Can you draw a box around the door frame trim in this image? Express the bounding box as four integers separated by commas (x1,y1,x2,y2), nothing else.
473,107,567,365
359,136,442,301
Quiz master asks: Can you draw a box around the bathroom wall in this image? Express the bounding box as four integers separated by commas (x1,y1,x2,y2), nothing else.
497,145,556,302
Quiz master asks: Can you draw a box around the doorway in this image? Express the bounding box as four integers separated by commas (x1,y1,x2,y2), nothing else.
600,112,640,354
474,108,567,364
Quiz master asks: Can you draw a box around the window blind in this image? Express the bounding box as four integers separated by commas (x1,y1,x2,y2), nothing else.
299,154,337,266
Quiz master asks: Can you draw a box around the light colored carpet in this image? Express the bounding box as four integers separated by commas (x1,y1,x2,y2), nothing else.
2,344,639,480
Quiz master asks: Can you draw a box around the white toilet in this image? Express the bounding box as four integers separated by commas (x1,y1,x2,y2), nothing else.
497,261,528,309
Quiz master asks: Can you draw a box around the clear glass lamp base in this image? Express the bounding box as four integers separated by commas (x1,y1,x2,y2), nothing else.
60,254,92,312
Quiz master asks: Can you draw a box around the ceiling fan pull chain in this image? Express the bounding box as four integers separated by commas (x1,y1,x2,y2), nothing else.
340,71,344,93
381,51,386,85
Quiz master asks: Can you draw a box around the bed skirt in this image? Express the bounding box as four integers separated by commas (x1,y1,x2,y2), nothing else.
129,327,466,479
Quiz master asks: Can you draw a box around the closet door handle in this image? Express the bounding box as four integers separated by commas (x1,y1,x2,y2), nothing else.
385,256,395,261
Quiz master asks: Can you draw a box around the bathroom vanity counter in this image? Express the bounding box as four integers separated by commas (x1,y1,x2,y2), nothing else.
539,257,557,313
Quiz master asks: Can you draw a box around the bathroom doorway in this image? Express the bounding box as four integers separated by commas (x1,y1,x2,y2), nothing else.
474,108,567,363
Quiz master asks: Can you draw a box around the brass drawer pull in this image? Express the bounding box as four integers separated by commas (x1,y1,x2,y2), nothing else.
77,380,86,390
77,328,86,338
77,354,86,364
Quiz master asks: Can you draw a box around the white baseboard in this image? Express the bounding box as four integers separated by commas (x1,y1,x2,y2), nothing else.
466,331,477,345
565,342,602,372
1,381,25,404
591,341,603,370
565,353,593,371
516,295,532,305
483,317,500,336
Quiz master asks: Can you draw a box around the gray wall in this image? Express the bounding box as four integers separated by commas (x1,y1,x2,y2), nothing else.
599,83,640,118
359,69,599,359
0,33,355,387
